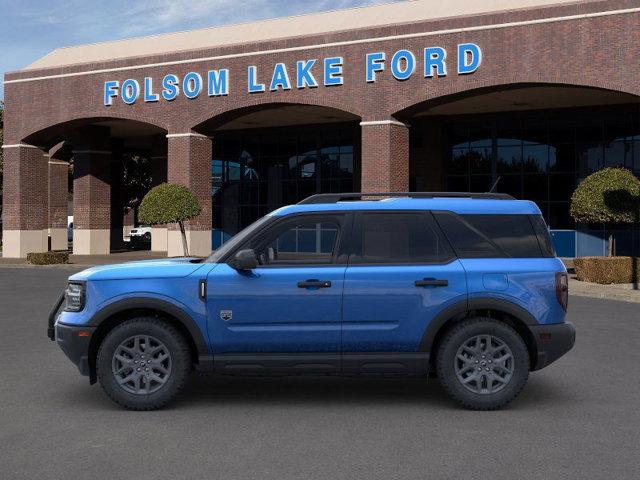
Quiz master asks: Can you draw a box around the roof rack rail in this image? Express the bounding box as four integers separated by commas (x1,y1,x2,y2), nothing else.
297,192,515,205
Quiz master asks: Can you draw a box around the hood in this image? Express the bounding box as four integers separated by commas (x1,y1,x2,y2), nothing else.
69,258,207,281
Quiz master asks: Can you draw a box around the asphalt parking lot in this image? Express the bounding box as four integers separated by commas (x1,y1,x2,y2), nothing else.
0,267,638,480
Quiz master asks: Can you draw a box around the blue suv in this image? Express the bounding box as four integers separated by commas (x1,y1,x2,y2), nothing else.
49,192,575,410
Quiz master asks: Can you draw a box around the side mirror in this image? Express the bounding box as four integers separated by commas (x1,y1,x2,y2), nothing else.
229,249,259,271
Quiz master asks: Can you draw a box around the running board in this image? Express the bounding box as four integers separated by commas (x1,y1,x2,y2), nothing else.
211,352,429,375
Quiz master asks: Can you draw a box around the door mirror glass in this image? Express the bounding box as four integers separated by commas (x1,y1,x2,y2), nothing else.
229,249,259,271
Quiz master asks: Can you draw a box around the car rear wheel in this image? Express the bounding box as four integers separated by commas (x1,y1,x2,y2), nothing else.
96,317,191,410
436,317,529,410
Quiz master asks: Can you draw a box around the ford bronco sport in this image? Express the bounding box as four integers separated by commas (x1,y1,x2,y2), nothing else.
49,192,575,410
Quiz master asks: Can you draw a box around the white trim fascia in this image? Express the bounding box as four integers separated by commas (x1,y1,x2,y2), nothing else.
48,160,69,165
1,143,41,149
166,133,212,139
360,120,408,127
4,7,639,85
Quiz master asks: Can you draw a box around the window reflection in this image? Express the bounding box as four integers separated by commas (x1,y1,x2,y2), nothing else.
211,124,357,245
444,106,640,229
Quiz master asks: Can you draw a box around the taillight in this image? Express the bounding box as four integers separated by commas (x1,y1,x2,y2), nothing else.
555,272,568,311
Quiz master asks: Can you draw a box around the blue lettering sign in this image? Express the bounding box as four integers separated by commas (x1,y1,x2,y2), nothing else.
296,59,318,89
208,69,229,96
183,72,203,99
247,66,265,93
104,80,119,106
324,57,343,86
161,74,179,101
121,79,140,104
144,77,159,102
424,47,447,77
457,43,482,74
270,63,292,91
101,45,483,105
366,52,385,83
390,50,415,81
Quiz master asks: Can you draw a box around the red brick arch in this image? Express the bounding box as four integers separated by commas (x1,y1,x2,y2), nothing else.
189,100,362,134
391,82,640,120
21,115,167,149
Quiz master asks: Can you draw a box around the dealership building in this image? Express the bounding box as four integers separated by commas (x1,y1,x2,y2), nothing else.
3,0,640,258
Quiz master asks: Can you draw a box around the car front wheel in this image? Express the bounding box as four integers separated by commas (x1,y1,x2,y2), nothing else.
96,317,191,410
436,318,530,410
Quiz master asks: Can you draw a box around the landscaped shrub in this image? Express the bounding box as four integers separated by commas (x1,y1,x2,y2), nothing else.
139,183,202,256
27,251,70,265
570,168,640,224
570,168,640,256
574,256,640,284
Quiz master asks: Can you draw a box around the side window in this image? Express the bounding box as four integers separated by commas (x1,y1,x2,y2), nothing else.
433,212,500,258
251,216,342,266
352,212,454,264
434,212,545,258
462,214,543,258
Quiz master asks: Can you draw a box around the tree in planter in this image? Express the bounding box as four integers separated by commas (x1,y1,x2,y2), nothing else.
570,167,640,256
138,183,202,256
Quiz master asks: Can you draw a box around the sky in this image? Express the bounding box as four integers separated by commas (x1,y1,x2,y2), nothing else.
0,0,402,100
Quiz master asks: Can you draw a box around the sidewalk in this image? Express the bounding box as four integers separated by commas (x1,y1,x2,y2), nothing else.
569,277,640,304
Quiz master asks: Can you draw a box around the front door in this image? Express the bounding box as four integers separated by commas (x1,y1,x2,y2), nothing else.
341,211,467,372
207,213,349,371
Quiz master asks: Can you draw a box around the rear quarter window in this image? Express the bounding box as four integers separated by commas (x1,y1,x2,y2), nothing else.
434,212,552,258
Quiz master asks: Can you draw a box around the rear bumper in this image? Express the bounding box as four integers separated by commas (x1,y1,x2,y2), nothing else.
55,322,96,376
530,321,576,371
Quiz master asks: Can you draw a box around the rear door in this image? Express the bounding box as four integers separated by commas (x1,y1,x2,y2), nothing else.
341,211,467,372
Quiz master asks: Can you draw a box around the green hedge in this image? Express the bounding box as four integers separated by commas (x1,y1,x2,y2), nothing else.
570,168,640,224
27,251,69,265
574,256,640,284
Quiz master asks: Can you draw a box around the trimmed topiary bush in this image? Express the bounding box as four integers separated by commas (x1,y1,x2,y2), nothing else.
570,168,640,224
570,168,640,256
138,183,202,256
27,251,69,265
574,256,640,284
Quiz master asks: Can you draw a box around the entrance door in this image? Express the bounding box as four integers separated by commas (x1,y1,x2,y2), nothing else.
341,211,467,372
207,213,349,371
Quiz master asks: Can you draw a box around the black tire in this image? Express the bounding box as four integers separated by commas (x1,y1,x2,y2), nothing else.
436,317,529,410
96,317,191,410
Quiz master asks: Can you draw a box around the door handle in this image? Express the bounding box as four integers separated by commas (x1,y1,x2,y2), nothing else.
297,279,332,289
415,278,448,287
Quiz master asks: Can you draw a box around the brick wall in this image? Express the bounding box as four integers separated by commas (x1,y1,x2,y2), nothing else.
2,0,640,239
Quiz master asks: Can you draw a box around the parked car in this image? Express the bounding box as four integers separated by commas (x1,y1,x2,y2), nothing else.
48,192,574,411
126,226,152,249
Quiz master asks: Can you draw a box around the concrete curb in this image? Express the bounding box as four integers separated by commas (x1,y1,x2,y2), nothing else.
569,278,640,304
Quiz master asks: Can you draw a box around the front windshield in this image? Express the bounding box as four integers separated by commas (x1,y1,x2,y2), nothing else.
206,215,274,263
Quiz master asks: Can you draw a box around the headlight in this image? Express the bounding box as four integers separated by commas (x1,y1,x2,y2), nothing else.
64,282,85,312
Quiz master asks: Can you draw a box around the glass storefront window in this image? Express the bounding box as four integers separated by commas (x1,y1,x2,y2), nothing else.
212,123,358,238
443,105,640,229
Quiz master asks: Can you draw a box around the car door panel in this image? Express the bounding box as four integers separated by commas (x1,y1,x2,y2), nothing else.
342,263,467,352
207,263,345,353
341,211,468,355
206,213,349,355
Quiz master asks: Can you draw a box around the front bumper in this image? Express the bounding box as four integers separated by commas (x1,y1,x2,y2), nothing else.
54,322,96,376
530,321,576,371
